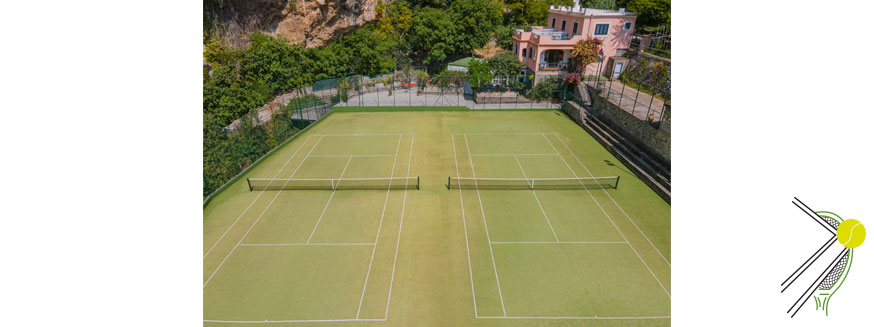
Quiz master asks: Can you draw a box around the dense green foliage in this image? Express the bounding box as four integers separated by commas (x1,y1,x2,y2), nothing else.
467,60,494,89
202,0,671,196
203,109,303,196
504,0,573,26
584,0,617,10
619,58,670,99
618,0,670,29
527,76,562,100
571,38,603,73
486,52,524,77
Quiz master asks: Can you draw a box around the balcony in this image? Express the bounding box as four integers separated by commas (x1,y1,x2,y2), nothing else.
539,61,569,71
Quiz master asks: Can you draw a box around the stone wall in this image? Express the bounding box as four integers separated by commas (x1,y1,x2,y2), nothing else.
583,84,671,162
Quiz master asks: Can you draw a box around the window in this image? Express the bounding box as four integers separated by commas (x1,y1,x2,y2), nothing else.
616,49,628,56
561,19,566,32
594,23,609,36
514,44,517,55
624,21,633,31
572,21,578,35
551,18,556,28
545,50,563,63
522,48,527,58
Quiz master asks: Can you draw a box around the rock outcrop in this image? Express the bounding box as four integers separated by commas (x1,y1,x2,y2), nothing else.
211,0,381,48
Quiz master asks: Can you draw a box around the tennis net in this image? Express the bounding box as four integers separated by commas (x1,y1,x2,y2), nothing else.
447,176,619,190
248,177,419,191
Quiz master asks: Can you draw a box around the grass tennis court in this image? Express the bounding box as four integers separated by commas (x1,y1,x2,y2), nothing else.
203,110,671,326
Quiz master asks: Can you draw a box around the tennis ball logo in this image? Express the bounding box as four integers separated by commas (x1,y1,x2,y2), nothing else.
837,219,865,248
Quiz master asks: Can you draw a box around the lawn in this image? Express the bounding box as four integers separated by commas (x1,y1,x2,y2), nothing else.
203,110,671,326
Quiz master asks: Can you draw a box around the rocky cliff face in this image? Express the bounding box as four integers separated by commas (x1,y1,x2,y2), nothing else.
212,0,381,48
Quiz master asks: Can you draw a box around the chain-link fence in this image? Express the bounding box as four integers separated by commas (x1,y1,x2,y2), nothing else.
325,74,564,110
205,73,568,197
574,56,670,126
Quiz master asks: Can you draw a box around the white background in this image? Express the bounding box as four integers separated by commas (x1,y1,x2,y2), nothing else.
1,0,872,325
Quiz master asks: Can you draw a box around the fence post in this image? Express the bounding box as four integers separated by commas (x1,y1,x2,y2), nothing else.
632,82,641,116
646,86,656,119
618,82,625,107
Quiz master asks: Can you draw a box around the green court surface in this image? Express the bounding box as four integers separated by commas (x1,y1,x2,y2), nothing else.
203,110,671,326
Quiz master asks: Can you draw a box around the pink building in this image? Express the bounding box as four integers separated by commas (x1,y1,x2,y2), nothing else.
512,4,636,84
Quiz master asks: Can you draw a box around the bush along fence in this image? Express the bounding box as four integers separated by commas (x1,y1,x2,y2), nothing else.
204,72,574,197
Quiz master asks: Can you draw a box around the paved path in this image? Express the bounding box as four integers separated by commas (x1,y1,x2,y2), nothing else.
336,88,560,110
584,79,668,121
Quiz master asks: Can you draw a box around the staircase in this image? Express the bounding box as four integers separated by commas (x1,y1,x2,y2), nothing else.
568,86,671,202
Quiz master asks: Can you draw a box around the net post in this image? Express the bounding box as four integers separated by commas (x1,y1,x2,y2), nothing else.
447,176,450,189
247,178,253,191
614,175,620,189
417,176,420,190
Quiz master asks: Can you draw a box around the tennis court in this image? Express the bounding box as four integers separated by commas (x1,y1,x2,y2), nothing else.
203,110,671,326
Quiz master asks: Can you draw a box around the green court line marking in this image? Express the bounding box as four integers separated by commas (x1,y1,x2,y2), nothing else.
511,154,560,242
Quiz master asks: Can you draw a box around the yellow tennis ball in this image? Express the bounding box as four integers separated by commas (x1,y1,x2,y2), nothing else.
837,219,865,248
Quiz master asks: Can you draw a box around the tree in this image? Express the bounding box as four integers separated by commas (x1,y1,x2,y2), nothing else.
494,25,515,49
449,0,503,53
570,38,603,74
619,0,670,29
584,0,616,10
466,59,493,89
407,7,457,72
487,52,524,77
376,1,413,42
504,0,574,26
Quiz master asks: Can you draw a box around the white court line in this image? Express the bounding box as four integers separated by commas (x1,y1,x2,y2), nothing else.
305,156,353,244
312,133,410,136
453,132,550,135
355,134,403,319
239,243,375,246
512,154,560,242
309,154,396,157
542,133,670,298
470,153,559,157
205,319,386,323
551,132,670,266
383,133,414,319
491,241,627,244
451,134,480,317
203,136,324,288
477,316,670,320
203,135,313,259
464,134,508,317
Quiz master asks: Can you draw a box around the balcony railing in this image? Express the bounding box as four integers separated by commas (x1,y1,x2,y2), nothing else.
539,62,569,70
533,29,571,41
